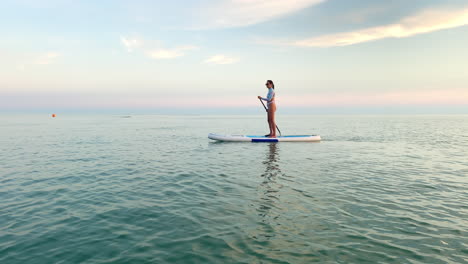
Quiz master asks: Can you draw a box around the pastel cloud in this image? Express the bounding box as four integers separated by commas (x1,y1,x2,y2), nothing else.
194,0,325,29
204,55,239,65
293,7,468,47
16,52,61,70
35,52,61,65
148,46,198,59
120,36,141,52
120,36,198,59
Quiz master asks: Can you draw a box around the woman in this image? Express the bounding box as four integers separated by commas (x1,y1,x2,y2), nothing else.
258,80,277,138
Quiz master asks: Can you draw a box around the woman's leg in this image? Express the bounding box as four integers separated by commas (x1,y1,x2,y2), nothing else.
267,111,272,136
268,104,277,137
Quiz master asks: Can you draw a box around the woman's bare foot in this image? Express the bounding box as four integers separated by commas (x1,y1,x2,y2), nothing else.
268,134,277,138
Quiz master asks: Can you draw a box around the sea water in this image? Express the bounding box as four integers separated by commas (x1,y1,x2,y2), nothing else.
0,114,467,263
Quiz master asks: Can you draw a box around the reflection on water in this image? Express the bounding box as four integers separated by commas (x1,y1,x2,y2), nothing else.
252,143,285,242
262,143,281,181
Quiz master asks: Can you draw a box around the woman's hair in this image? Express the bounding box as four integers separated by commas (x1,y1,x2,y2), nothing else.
267,80,275,89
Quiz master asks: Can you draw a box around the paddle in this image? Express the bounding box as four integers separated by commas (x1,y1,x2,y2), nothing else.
258,98,282,136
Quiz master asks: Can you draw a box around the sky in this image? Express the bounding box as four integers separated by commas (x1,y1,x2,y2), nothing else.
1,0,468,113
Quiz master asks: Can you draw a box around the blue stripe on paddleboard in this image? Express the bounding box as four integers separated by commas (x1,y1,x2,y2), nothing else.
246,135,314,138
252,139,279,142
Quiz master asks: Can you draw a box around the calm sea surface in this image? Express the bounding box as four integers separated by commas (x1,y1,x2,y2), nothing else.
1,114,467,263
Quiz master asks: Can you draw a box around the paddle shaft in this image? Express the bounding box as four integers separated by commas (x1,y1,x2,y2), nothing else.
259,98,282,136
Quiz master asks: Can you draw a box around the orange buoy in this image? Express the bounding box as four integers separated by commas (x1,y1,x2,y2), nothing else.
52,114,56,118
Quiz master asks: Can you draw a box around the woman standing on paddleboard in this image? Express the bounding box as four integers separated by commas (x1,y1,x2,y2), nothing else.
258,80,277,138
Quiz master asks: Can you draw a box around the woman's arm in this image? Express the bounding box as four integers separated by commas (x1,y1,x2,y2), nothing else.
266,89,275,102
258,89,275,102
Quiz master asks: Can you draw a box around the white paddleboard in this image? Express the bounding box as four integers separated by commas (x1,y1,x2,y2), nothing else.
208,133,321,142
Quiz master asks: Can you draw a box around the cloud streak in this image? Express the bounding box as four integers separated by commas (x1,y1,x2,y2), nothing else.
204,55,239,65
34,52,61,65
148,46,198,59
120,36,198,59
293,7,468,47
120,36,141,52
16,52,61,70
194,0,325,29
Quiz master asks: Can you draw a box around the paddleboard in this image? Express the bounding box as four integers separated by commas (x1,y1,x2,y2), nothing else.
208,133,321,142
